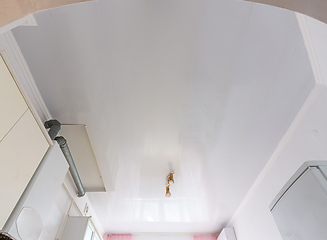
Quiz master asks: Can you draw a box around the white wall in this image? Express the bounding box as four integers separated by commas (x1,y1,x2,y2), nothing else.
229,85,327,239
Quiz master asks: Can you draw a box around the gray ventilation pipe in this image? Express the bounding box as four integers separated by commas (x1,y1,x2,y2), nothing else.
44,120,85,197
44,119,61,140
55,136,85,197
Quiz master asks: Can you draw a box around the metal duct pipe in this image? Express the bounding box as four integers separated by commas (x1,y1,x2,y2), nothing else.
55,136,85,197
44,119,61,140
44,119,85,197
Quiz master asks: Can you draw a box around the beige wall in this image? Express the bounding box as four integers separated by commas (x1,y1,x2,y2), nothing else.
2,0,327,29
0,0,92,28
244,0,327,24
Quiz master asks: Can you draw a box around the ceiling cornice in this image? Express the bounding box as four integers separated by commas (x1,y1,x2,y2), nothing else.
296,13,324,85
2,30,52,123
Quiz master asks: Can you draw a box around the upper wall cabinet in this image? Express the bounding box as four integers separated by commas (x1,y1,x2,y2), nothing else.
60,217,101,240
270,161,327,240
0,110,49,230
0,52,50,229
0,54,28,141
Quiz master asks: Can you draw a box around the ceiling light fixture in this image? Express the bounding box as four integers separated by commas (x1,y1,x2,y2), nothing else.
165,185,171,198
165,171,174,197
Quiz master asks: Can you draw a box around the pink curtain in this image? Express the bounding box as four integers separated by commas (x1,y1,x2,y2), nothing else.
104,234,133,240
193,234,218,240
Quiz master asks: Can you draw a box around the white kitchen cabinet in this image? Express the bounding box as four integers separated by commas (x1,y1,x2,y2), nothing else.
270,161,327,240
3,143,69,240
60,216,101,240
0,54,27,141
0,52,50,230
217,227,237,240
0,109,49,229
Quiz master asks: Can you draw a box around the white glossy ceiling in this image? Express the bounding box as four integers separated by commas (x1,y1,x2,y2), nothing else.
13,0,314,234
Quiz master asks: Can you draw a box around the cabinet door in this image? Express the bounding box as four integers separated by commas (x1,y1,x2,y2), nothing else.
60,216,90,240
0,110,49,228
83,225,94,240
271,168,327,240
0,55,28,141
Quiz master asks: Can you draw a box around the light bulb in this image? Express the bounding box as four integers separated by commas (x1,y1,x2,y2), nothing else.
166,186,171,197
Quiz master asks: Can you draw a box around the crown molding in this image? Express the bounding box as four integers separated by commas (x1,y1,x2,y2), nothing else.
0,18,26,35
0,15,38,35
296,13,325,85
20,15,38,27
2,31,52,123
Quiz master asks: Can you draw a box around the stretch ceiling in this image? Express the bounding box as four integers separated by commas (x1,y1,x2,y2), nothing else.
13,0,314,233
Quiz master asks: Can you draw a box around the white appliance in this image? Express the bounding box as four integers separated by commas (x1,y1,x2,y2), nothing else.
270,161,327,240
